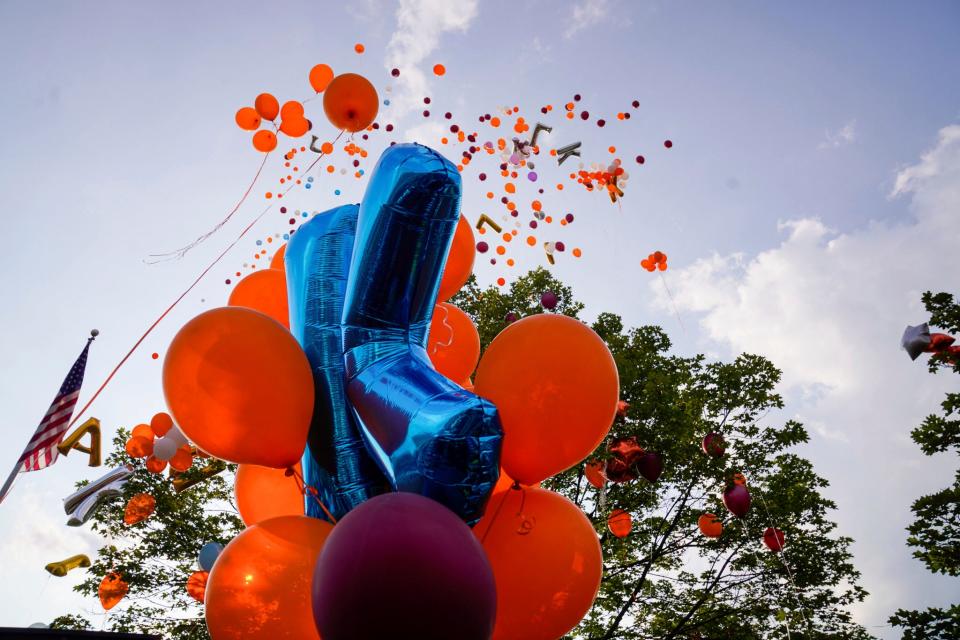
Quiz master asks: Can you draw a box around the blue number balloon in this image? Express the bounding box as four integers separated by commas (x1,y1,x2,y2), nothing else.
286,204,389,522
341,143,503,525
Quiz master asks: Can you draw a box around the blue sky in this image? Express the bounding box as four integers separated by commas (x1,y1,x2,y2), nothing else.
0,0,958,635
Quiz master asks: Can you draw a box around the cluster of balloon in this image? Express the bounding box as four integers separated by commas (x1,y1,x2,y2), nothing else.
123,493,155,525
236,92,314,153
600,436,664,484
763,527,786,552
641,250,668,272
98,573,128,611
125,412,193,473
698,513,723,538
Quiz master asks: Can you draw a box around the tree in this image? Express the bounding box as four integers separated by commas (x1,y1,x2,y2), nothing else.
454,268,871,639
889,292,960,639
51,429,243,639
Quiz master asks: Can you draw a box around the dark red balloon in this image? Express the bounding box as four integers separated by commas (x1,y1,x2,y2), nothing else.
763,527,785,552
702,432,726,458
723,484,751,518
636,451,663,482
312,493,496,640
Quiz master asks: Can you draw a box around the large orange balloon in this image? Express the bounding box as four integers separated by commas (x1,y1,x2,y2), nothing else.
474,314,619,485
254,93,279,121
235,463,304,526
205,516,332,640
476,488,602,640
322,73,379,132
162,307,314,468
227,269,289,329
428,302,480,382
437,215,475,302
309,63,334,93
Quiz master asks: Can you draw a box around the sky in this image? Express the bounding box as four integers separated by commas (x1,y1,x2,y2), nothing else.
0,0,958,636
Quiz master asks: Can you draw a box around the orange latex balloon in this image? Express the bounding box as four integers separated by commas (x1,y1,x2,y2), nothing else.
322,73,379,132
252,129,277,153
460,377,474,391
235,107,261,131
279,100,304,121
476,487,602,640
187,570,208,603
437,215,475,302
270,244,286,270
585,460,607,488
205,516,333,640
607,509,632,538
169,445,194,472
474,314,619,485
428,302,480,382
124,493,156,525
698,513,723,538
227,269,289,329
131,423,153,440
279,117,310,138
125,436,153,459
145,456,167,474
309,63,334,93
163,307,314,468
254,93,279,121
733,472,747,486
99,572,128,610
150,412,173,437
235,463,304,526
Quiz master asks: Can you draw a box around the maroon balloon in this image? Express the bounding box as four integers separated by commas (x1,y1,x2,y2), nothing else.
312,492,496,640
763,527,785,552
635,452,663,483
701,432,726,458
540,291,558,310
723,484,751,518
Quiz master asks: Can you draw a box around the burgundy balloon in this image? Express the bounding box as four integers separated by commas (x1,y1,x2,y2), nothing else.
636,451,663,482
540,291,558,310
312,493,496,640
723,484,751,518
701,432,726,458
763,527,785,552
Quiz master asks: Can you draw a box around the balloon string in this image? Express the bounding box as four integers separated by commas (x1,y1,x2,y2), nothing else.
657,271,686,334
479,483,519,544
145,152,271,263
66,131,345,431
287,465,338,524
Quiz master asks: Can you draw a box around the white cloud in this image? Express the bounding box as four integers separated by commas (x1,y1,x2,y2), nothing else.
385,0,478,119
564,0,612,39
653,124,960,630
818,120,857,150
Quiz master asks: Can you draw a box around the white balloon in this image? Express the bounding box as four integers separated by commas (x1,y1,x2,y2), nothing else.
153,436,179,461
167,424,189,447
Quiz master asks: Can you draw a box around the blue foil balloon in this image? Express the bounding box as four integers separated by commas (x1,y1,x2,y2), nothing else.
286,204,389,522
342,143,503,525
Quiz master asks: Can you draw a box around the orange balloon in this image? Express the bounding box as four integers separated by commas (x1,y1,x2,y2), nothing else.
235,107,261,131
474,314,619,485
437,215,475,302
99,572,128,610
125,436,153,459
124,493,156,525
322,73,379,132
205,516,333,640
270,244,286,270
309,63,334,93
584,460,607,488
433,63,446,76
698,513,723,538
252,129,277,153
607,509,632,538
169,445,194,472
428,302,480,382
150,412,173,437
279,117,310,138
227,269,289,329
460,377,474,391
280,100,304,121
476,488,602,640
131,423,153,440
162,307,314,468
145,456,167,474
254,93,279,121
187,570,208,603
235,463,304,526
733,472,747,486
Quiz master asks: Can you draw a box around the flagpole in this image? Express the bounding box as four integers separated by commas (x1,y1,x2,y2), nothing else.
0,463,21,506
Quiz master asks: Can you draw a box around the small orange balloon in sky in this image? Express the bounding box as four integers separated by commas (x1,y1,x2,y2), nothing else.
433,63,446,76
354,43,365,53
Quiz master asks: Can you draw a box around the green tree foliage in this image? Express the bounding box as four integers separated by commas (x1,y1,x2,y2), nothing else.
455,269,871,639
50,429,243,639
889,292,960,639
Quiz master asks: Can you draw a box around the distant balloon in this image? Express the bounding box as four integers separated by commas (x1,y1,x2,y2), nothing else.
197,542,224,572
254,93,280,121
323,73,379,132
763,527,785,552
698,513,723,538
702,432,726,458
723,484,751,518
309,64,335,93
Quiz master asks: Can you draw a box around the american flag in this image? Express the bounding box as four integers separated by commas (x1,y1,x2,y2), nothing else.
0,337,93,505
